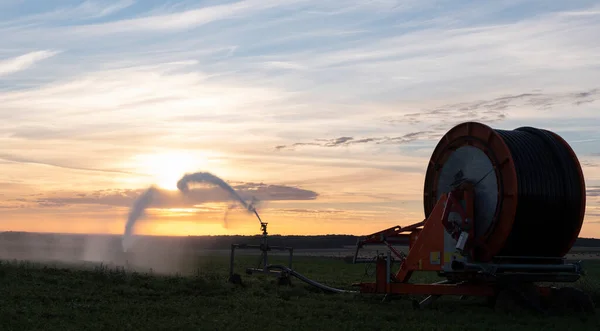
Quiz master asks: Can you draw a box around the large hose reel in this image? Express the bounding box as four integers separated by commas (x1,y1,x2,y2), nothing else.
423,122,586,261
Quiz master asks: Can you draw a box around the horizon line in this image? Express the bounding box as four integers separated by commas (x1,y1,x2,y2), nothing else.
1,230,599,241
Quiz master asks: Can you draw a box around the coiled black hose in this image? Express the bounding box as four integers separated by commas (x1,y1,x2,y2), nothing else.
494,127,584,257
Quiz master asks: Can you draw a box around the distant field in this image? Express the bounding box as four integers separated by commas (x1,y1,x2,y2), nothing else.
1,254,599,330
1,237,599,275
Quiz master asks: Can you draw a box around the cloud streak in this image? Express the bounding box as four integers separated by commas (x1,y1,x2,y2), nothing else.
49,0,313,35
0,50,59,77
588,187,600,197
274,131,435,151
0,153,139,175
0,0,136,28
31,182,318,209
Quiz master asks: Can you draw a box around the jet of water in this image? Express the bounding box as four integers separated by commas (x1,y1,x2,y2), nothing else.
177,172,256,213
177,172,263,229
122,186,158,252
222,196,264,227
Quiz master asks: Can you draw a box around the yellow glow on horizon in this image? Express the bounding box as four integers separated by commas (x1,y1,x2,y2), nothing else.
131,151,210,190
150,208,202,217
139,220,229,236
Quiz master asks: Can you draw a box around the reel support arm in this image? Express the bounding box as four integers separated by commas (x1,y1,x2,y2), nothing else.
353,221,425,263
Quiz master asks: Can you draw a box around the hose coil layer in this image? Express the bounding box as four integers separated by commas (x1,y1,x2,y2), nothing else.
423,122,586,261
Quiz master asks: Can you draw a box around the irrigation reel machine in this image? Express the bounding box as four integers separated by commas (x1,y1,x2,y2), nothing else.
230,121,595,313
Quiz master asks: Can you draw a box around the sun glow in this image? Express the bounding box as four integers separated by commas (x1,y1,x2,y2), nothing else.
133,151,210,190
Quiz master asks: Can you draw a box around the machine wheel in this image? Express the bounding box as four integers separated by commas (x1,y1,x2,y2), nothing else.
228,273,243,285
493,288,523,313
493,283,544,314
277,273,292,286
547,287,595,315
486,294,497,308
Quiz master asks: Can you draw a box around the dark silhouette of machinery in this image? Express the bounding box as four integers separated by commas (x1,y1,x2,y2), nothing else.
353,122,593,313
228,209,294,285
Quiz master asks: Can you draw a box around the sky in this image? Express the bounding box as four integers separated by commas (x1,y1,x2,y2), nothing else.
0,0,599,238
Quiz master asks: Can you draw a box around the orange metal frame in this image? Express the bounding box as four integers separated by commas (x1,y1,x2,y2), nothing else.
356,185,499,297
355,185,564,298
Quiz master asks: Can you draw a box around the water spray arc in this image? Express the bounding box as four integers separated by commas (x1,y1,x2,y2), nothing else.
122,186,158,252
176,171,265,232
177,171,271,229
177,172,257,214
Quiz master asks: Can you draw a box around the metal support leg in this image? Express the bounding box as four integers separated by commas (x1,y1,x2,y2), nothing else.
386,250,391,287
228,244,243,284
261,250,268,274
229,244,235,279
382,250,393,303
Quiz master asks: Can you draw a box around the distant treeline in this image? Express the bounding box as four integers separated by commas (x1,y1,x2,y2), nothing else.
573,237,600,247
0,232,372,250
1,231,599,250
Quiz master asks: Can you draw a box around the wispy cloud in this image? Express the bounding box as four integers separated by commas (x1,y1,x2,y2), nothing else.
0,153,138,175
588,187,600,197
0,50,59,77
274,131,435,151
28,182,318,209
55,0,313,35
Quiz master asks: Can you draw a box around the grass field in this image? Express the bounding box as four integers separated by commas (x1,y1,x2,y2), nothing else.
1,253,599,330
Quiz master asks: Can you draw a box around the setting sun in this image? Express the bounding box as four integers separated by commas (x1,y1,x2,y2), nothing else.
132,151,210,190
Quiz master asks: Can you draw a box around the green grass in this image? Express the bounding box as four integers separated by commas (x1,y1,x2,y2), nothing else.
0,255,599,330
